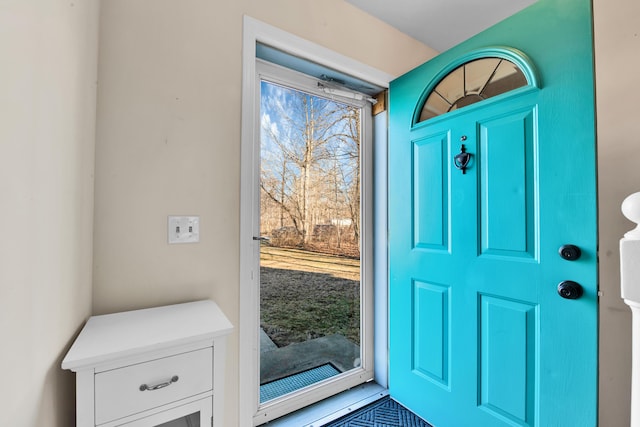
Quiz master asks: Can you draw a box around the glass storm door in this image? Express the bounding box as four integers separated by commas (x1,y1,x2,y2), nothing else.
389,13,598,426
255,59,373,420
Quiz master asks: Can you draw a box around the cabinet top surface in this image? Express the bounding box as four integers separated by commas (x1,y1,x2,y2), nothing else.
61,300,233,371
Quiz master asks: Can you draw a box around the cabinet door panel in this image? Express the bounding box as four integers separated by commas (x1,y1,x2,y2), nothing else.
120,397,212,427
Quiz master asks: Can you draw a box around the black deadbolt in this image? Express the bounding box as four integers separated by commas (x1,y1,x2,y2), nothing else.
559,244,581,261
557,280,583,300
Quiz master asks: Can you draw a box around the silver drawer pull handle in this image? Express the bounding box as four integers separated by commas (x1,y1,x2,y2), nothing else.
139,375,179,391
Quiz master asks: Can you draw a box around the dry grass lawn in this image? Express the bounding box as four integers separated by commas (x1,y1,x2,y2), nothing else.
260,245,361,347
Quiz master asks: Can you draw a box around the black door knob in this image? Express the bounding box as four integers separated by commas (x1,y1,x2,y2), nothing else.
559,244,581,261
557,280,583,299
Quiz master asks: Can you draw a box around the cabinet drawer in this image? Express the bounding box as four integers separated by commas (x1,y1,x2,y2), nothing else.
95,347,213,425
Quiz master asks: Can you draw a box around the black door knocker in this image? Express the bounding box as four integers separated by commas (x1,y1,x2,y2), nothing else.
454,144,472,174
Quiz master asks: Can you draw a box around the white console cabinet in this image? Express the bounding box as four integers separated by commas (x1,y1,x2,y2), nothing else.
62,300,232,427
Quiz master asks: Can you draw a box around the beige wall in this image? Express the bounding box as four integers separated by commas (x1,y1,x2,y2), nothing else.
594,0,640,425
93,1,435,426
0,1,99,426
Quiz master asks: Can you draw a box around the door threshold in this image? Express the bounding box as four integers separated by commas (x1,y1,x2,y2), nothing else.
260,382,388,427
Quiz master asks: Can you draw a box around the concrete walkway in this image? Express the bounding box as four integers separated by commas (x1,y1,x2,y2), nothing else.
260,328,278,353
260,332,361,384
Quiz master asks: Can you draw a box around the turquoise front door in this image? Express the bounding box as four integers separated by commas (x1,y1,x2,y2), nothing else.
388,2,598,426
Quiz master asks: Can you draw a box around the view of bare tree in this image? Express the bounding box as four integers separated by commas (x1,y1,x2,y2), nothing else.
260,81,361,258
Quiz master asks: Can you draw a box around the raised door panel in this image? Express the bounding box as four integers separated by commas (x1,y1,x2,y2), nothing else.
411,280,451,388
478,106,537,261
412,132,450,251
478,295,538,426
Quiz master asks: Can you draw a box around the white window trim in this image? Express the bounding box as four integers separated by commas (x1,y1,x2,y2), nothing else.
240,16,391,426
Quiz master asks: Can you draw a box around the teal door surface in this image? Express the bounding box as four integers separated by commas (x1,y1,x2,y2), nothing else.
388,1,597,426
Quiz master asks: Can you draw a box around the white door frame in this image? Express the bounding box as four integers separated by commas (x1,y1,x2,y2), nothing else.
239,15,392,426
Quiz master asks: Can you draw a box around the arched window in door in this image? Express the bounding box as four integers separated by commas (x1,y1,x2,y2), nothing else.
417,56,529,122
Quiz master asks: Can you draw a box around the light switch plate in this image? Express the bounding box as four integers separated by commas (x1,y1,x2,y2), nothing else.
168,216,200,244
